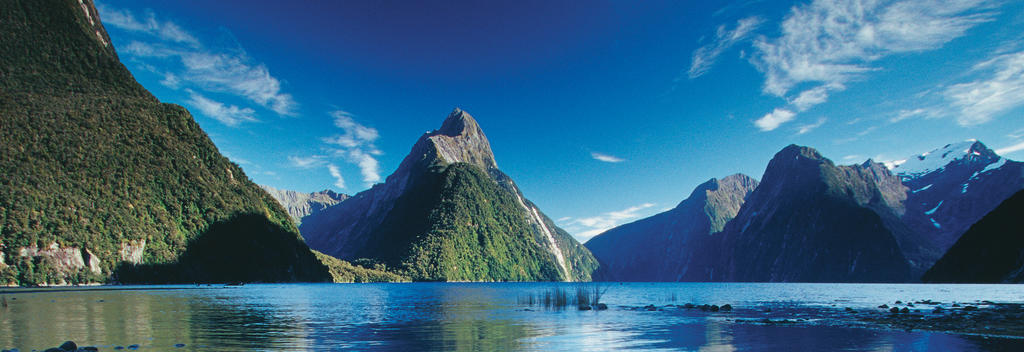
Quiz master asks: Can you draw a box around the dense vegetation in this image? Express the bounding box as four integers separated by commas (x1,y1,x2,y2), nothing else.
314,251,411,283
355,163,574,281
0,0,333,284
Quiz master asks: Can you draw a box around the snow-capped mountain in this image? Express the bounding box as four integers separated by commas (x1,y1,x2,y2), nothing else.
888,140,1023,276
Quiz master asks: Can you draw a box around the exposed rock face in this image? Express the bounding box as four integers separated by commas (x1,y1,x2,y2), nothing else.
118,240,146,265
16,242,102,278
891,141,1024,276
260,186,349,224
301,109,599,281
585,174,758,281
709,145,912,282
923,190,1024,283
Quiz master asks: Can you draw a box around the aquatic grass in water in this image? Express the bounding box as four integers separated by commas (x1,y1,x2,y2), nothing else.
518,284,609,310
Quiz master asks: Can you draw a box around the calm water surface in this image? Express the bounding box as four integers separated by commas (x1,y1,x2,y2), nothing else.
2,283,1024,351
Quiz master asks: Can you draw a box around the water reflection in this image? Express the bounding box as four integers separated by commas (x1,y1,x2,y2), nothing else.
2,283,1024,351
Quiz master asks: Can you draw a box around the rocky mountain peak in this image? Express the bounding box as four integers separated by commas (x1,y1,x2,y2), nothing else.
890,140,1002,179
416,108,498,170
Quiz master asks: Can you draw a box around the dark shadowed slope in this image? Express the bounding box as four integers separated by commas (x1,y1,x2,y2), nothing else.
585,174,757,281
709,145,911,282
923,190,1024,283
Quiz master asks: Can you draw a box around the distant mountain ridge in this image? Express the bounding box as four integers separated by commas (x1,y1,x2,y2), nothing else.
260,186,349,224
586,141,1022,283
301,109,598,281
585,174,758,281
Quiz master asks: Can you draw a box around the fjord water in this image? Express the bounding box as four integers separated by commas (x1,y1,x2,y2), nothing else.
2,283,1023,351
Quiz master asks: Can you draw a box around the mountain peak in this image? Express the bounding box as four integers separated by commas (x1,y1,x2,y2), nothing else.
777,144,825,161
889,140,1002,178
437,108,479,137
422,108,497,169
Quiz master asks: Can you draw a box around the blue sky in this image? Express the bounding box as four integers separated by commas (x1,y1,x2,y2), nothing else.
96,0,1024,242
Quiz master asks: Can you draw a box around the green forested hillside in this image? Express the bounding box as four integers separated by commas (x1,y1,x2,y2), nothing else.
355,163,577,281
0,0,335,284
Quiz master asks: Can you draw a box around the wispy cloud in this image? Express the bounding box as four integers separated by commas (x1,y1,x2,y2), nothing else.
754,108,795,131
790,85,832,111
744,0,995,131
185,89,256,126
890,108,933,123
288,155,326,169
689,16,764,79
753,0,994,98
996,141,1024,156
559,203,657,242
327,164,346,189
590,152,625,163
97,4,200,46
796,117,827,134
943,50,1024,126
98,5,297,124
322,110,383,186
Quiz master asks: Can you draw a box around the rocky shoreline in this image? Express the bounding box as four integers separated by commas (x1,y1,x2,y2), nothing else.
615,300,1024,339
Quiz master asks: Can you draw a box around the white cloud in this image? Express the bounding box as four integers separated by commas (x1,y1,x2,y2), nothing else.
790,86,832,111
891,108,930,122
943,50,1024,126
689,16,764,79
754,108,795,131
185,90,256,126
323,111,380,147
288,155,326,169
346,149,382,184
745,0,995,128
995,141,1024,156
560,203,658,242
99,5,297,116
96,4,200,46
796,117,827,134
752,0,994,98
327,164,346,189
590,152,625,163
321,110,383,186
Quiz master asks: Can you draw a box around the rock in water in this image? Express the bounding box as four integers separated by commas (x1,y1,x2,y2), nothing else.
301,109,599,281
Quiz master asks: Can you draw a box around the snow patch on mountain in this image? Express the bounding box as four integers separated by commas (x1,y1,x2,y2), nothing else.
925,201,943,215
889,140,980,177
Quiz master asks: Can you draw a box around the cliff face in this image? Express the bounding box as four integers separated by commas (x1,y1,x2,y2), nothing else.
301,109,599,281
0,0,331,284
585,174,758,281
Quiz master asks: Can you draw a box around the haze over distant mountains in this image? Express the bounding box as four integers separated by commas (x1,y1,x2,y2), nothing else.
260,186,349,225
586,140,1023,283
299,109,599,282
